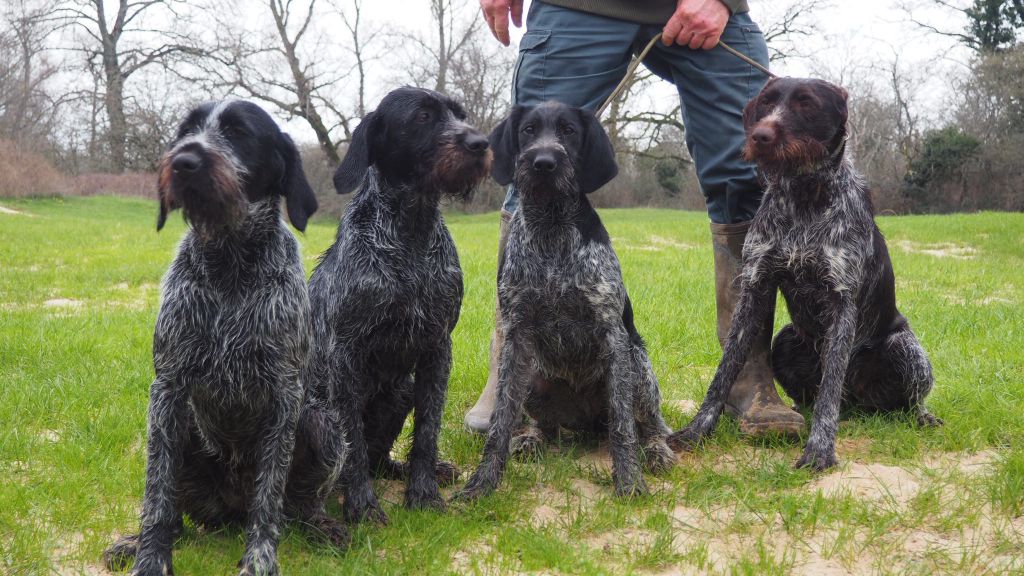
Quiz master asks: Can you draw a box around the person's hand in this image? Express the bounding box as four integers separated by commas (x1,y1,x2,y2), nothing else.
480,0,524,46
662,0,730,50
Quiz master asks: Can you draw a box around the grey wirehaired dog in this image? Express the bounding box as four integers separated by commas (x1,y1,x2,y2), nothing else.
668,78,942,471
306,87,491,524
454,102,677,501
104,100,347,576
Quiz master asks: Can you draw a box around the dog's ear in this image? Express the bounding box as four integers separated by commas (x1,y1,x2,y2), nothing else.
577,108,618,194
276,132,318,232
334,111,379,195
744,77,777,132
156,155,176,231
819,81,849,149
488,105,524,186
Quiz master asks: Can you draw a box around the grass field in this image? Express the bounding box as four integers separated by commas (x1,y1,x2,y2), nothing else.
1,196,1022,575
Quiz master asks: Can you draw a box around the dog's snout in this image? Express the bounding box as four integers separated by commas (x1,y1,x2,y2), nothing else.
462,133,489,154
172,152,202,175
751,125,776,145
532,153,557,173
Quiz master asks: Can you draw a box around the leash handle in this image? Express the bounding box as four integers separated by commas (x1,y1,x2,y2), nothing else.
595,33,777,118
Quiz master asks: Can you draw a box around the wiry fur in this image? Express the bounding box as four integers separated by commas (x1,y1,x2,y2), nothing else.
104,100,346,576
455,102,676,501
307,87,490,524
669,78,941,471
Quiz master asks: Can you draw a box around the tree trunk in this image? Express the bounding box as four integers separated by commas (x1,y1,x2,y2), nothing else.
103,47,127,172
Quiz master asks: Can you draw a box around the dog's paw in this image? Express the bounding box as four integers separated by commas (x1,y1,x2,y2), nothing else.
642,438,678,474
450,475,493,503
510,430,544,460
405,486,446,512
665,425,705,452
307,515,350,550
343,493,388,525
104,534,139,572
917,411,944,428
128,554,173,576
613,474,649,498
237,559,279,576
435,461,460,486
795,445,839,472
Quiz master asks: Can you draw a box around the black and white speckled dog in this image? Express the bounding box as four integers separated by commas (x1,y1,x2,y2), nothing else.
454,102,676,501
104,100,347,576
668,78,942,471
305,87,490,524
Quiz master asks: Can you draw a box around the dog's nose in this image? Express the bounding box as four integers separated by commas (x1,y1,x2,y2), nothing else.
172,152,202,175
463,133,489,154
532,153,557,173
751,126,776,145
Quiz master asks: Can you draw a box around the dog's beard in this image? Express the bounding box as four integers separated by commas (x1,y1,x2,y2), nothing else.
743,132,830,175
157,151,246,240
513,158,578,206
428,140,492,201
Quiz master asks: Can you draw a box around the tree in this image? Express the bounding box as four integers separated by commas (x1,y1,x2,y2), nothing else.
201,0,379,165
0,0,63,147
57,0,201,171
904,0,1024,53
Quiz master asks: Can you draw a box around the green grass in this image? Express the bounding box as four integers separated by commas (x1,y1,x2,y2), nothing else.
1,196,1022,575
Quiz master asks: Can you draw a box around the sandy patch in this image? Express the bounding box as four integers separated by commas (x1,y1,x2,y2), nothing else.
894,240,978,259
668,399,698,416
39,429,61,443
810,462,921,506
0,205,26,215
618,235,696,252
587,528,656,553
52,532,109,576
43,298,83,308
924,449,997,475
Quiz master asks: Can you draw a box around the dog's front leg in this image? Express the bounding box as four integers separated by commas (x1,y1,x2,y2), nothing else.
237,387,301,576
796,297,858,472
405,337,454,511
668,275,777,451
130,376,188,576
335,359,387,524
607,331,646,497
453,333,532,501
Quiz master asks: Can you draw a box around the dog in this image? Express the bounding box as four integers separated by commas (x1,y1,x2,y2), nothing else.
305,87,490,524
668,78,942,471
454,102,677,501
104,100,347,576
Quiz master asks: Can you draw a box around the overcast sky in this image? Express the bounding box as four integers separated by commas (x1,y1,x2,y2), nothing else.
286,0,971,141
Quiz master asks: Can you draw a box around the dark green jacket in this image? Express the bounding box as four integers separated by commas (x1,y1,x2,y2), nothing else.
538,0,749,25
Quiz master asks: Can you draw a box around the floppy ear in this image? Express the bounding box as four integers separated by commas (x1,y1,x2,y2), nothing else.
821,81,849,149
334,111,379,195
156,154,176,231
743,77,776,132
576,108,618,194
488,105,523,186
277,132,318,232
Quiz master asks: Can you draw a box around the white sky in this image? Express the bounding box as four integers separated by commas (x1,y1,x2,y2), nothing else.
170,0,967,143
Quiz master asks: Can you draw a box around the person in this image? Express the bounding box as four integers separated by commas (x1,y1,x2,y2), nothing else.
464,0,806,437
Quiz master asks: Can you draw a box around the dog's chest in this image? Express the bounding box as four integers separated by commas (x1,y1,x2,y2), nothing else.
503,235,624,373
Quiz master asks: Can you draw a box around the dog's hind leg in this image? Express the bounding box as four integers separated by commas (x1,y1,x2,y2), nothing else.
237,388,301,576
365,378,413,480
630,343,676,474
847,329,942,427
771,324,822,411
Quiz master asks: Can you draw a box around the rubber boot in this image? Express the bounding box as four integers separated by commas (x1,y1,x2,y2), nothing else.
712,221,805,437
464,211,513,434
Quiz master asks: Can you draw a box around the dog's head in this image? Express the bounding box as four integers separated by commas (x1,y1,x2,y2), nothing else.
157,100,318,236
742,77,849,173
488,102,617,202
333,87,491,199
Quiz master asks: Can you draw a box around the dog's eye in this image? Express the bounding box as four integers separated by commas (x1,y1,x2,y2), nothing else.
795,94,814,106
561,125,576,136
521,125,535,135
416,110,433,123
